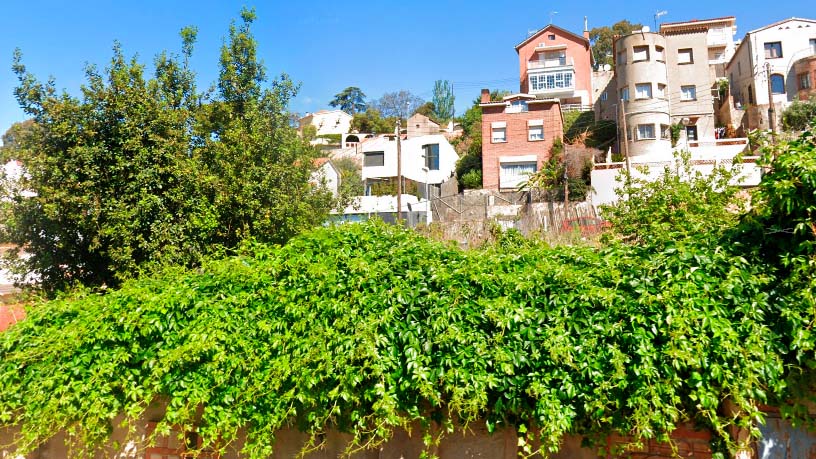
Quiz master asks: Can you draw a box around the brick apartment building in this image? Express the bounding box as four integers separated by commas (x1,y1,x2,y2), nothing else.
480,90,564,191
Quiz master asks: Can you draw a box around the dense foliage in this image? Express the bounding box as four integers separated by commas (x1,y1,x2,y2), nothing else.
329,87,367,115
0,10,333,293
780,96,816,132
2,130,816,459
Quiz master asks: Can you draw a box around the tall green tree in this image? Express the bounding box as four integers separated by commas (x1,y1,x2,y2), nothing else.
431,80,455,123
329,86,367,115
589,20,644,69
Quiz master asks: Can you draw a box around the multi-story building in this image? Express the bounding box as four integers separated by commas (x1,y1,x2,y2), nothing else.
794,54,816,100
725,17,816,131
298,110,353,137
609,17,737,160
515,23,593,108
480,91,564,190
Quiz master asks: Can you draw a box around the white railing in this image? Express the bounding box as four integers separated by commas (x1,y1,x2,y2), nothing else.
687,138,749,148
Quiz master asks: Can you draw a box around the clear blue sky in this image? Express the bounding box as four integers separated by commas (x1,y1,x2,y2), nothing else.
1,0,813,136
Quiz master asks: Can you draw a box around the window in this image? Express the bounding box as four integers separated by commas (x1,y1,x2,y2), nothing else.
678,48,693,64
680,85,697,101
811,38,816,54
492,126,506,143
500,161,537,188
748,84,754,104
661,124,671,140
771,74,785,94
364,151,384,167
617,51,627,65
635,83,652,99
633,45,650,62
543,50,566,67
738,62,742,76
528,120,544,141
637,124,655,140
507,100,528,113
656,83,667,98
764,42,783,59
529,72,574,91
548,34,556,40
800,72,813,90
423,144,439,170
655,46,665,62
601,91,608,101
620,87,629,101
686,125,698,141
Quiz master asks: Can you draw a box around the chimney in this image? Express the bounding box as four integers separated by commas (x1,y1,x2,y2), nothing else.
583,16,590,40
480,88,490,104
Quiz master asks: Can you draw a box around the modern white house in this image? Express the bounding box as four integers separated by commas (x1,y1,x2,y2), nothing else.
725,17,816,131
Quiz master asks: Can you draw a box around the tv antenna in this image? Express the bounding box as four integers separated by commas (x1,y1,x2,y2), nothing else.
549,11,558,24
654,10,668,30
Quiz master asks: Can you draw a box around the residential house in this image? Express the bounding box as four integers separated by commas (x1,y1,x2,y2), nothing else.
360,134,457,201
407,113,441,138
480,90,564,190
725,17,816,131
298,110,353,137
794,54,816,100
310,158,341,196
515,22,594,108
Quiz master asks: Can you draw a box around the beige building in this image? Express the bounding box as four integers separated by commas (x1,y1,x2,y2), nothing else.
298,110,353,137
724,17,816,131
406,113,441,138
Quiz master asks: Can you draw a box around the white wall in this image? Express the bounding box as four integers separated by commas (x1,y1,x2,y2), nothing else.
300,110,353,136
310,162,340,196
361,135,457,185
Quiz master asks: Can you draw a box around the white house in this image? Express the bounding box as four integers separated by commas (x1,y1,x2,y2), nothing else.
726,17,816,131
360,134,457,200
298,110,353,137
310,158,341,196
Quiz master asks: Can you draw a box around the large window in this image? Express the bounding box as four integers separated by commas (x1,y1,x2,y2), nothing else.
655,46,665,62
528,120,544,141
543,50,567,67
500,161,537,188
771,74,785,94
680,85,697,101
530,72,574,91
635,83,652,99
620,87,630,101
364,151,384,167
678,48,693,64
637,124,655,140
423,144,439,170
633,45,650,62
764,42,783,59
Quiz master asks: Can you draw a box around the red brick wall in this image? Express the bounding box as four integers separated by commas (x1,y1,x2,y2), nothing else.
481,101,564,190
794,57,816,101
607,426,713,458
517,27,593,102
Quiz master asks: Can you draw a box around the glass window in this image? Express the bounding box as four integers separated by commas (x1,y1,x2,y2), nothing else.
661,124,671,140
635,83,652,99
656,83,666,98
617,51,626,65
678,48,693,64
500,162,537,188
601,91,608,101
508,100,528,113
748,84,754,104
771,74,785,94
680,85,697,101
364,151,384,167
764,42,783,59
543,50,566,67
811,39,816,54
800,73,813,90
423,144,439,170
637,124,655,140
548,34,556,40
492,127,506,143
633,46,649,61
655,46,665,61
528,126,544,141
530,72,573,91
620,87,629,101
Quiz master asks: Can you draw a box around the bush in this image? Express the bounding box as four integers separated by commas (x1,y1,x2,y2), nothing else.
459,169,482,189
781,97,816,132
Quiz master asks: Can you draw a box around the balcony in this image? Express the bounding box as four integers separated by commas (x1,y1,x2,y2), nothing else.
528,67,576,96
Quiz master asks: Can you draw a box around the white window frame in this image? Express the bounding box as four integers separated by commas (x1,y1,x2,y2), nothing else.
635,83,652,99
530,72,574,91
491,122,507,143
528,120,544,141
620,87,629,101
680,85,697,101
499,158,538,189
637,124,656,140
656,83,666,99
678,48,693,64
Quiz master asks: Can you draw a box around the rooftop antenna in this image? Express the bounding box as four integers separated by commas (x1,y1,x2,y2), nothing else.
654,10,668,30
549,11,558,24
527,29,538,37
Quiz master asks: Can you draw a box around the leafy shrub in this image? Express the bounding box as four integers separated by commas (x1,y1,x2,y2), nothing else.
781,97,816,132
459,169,482,189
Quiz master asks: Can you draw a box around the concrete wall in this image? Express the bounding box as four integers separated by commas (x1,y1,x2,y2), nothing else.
481,99,564,191
406,114,440,138
592,70,617,121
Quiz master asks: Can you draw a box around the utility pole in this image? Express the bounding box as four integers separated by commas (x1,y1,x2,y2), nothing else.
396,119,403,223
619,102,631,175
765,62,777,135
563,144,569,207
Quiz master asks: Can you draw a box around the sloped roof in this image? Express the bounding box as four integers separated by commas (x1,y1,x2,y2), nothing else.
515,24,589,51
747,17,816,34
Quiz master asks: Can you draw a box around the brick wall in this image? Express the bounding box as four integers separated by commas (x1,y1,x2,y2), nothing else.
481,100,564,190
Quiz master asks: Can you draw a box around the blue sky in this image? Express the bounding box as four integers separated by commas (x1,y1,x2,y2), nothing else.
1,0,814,136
